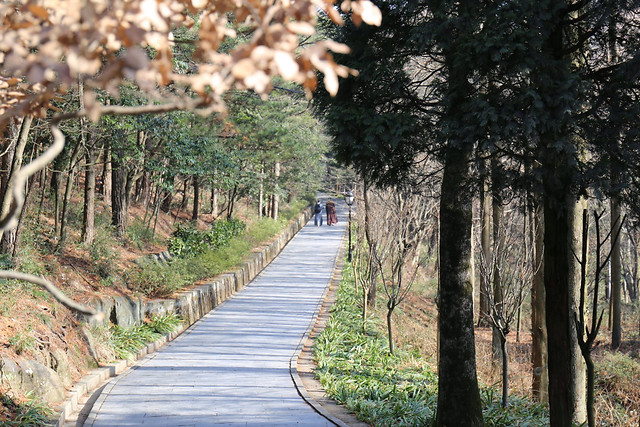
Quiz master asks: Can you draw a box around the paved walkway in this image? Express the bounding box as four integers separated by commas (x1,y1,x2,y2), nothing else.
83,199,348,426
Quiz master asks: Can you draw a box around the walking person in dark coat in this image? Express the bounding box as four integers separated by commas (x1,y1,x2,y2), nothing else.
313,200,323,226
326,198,338,226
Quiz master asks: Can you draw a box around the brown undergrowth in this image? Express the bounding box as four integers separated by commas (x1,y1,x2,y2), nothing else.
385,278,640,426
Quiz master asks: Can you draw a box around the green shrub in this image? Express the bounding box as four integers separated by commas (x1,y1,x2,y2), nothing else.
88,227,118,278
127,220,158,250
168,219,245,258
127,262,190,297
129,207,302,296
110,324,160,359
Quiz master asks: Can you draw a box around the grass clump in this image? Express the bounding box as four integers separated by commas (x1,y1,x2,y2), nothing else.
482,388,549,426
8,332,35,356
0,391,53,427
316,264,550,427
110,314,182,360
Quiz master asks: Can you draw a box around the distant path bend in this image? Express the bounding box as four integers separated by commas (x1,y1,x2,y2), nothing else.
84,200,348,427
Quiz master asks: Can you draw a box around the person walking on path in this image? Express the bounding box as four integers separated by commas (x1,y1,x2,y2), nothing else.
326,198,338,226
313,200,323,226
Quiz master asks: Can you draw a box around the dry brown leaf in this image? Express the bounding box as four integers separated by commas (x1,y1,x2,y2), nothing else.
27,4,49,21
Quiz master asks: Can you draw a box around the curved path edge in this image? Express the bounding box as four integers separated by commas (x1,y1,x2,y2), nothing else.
289,232,370,427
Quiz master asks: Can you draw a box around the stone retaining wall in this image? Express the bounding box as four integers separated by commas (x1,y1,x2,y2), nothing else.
84,208,311,328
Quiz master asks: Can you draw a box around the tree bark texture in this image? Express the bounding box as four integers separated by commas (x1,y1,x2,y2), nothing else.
1,116,32,255
570,198,588,425
259,165,264,218
101,141,112,202
271,161,280,221
531,205,548,403
363,181,376,308
58,139,82,249
538,3,586,423
12,173,35,259
192,177,200,221
436,145,484,427
211,185,218,218
501,335,509,407
111,146,127,235
83,146,98,245
543,190,575,427
611,197,622,348
492,196,504,371
479,179,491,326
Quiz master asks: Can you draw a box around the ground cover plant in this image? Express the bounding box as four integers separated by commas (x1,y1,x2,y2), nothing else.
109,313,183,360
0,392,53,427
315,264,550,426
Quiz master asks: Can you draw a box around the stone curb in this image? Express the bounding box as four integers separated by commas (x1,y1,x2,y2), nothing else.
54,208,311,426
54,325,185,427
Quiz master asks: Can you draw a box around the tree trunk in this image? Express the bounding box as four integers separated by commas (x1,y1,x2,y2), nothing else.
83,146,98,245
0,121,18,200
610,198,622,350
59,138,82,249
192,176,200,221
211,185,218,218
174,179,189,223
138,136,153,207
271,161,280,221
259,165,264,218
492,196,504,371
111,145,127,235
544,191,575,427
12,174,35,260
227,185,237,219
387,305,394,355
479,175,491,326
124,172,135,223
583,351,595,427
570,198,588,424
539,4,587,423
161,189,173,213
531,203,548,403
1,116,33,255
436,144,483,427
363,181,376,309
101,141,112,202
501,334,509,408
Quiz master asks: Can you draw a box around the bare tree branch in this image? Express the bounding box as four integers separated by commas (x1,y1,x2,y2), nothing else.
0,270,103,321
